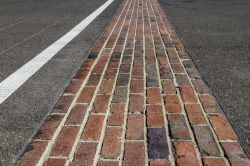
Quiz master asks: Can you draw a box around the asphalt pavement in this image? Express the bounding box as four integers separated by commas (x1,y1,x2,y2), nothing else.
158,0,250,156
0,0,122,165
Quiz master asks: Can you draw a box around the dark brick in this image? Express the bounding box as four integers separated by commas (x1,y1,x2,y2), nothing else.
112,86,128,103
147,128,169,159
117,74,130,86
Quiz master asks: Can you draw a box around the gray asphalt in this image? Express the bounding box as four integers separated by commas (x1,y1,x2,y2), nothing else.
159,0,250,156
0,0,123,165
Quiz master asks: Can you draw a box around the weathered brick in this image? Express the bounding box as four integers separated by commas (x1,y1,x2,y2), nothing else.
75,68,90,80
179,86,197,103
147,88,161,104
124,142,145,166
53,95,74,113
129,94,144,113
132,67,144,79
148,128,169,159
175,74,190,86
120,64,131,73
82,115,104,141
50,126,79,157
122,56,132,64
199,95,221,113
126,114,144,140
99,79,115,94
107,60,120,69
117,74,130,86
161,79,176,94
221,142,248,159
173,141,199,166
112,86,128,103
193,126,220,157
192,79,210,94
185,104,206,125
149,160,171,166
130,79,144,93
203,158,227,166
87,73,101,86
44,158,66,166
164,95,182,113
18,141,47,166
208,115,237,141
108,103,125,126
65,104,87,125
83,59,95,69
35,114,63,140
77,86,96,103
98,160,119,166
147,105,165,127
101,127,122,159
71,142,97,166
168,114,191,140
92,95,111,113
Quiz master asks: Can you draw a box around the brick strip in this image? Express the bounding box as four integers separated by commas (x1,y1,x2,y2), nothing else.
18,0,250,165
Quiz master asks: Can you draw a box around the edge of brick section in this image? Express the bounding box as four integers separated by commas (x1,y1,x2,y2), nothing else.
15,2,126,165
154,0,249,160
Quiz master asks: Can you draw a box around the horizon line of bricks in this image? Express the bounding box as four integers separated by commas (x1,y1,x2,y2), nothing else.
18,0,250,165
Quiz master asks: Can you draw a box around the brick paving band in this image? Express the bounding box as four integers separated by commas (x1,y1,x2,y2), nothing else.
17,0,250,165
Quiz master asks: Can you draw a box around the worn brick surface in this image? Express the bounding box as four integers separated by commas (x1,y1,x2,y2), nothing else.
19,0,249,165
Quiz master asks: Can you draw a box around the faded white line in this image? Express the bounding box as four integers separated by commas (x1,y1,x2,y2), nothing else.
0,0,114,104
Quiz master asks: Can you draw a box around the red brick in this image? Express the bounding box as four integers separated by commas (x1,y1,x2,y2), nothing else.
104,69,118,79
149,160,172,166
65,104,87,125
129,94,144,113
82,115,105,141
161,79,176,94
18,141,47,166
50,126,79,157
230,159,250,166
172,63,185,73
75,68,90,80
77,86,96,103
173,141,199,166
65,79,82,94
132,67,144,79
83,59,95,69
35,115,63,140
126,114,144,140
147,105,165,127
44,158,66,166
147,88,161,104
164,95,182,113
203,158,227,166
124,142,145,166
130,79,144,93
175,74,190,86
107,60,120,69
101,127,122,159
185,104,206,125
208,115,237,141
98,160,119,166
53,95,74,113
108,103,125,126
199,94,221,113
99,79,115,94
179,86,197,103
71,142,97,166
92,95,111,113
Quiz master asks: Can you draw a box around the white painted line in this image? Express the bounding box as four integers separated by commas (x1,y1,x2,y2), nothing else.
0,0,114,104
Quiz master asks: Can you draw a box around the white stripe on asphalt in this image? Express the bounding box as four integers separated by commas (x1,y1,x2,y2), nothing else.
0,0,114,104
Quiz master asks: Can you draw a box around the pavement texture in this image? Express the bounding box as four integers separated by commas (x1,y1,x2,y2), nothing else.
158,0,250,156
0,0,123,165
17,0,250,165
